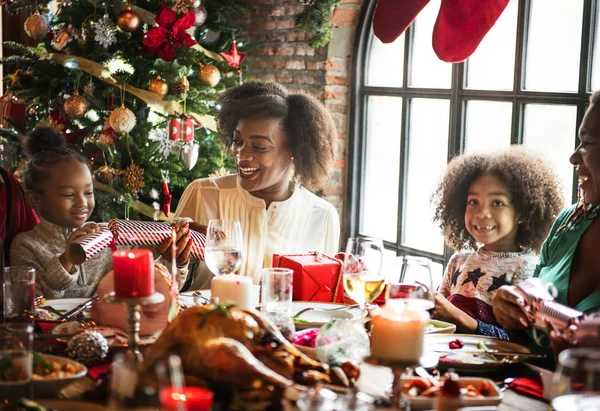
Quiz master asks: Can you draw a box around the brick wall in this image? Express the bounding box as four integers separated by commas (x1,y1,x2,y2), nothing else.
240,0,364,235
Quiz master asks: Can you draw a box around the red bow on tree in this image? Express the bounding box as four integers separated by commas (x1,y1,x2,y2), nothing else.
219,40,247,71
143,4,196,62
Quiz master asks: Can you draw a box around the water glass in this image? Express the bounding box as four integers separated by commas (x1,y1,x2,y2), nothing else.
0,323,34,400
551,348,600,410
204,219,243,276
261,268,293,315
3,267,36,324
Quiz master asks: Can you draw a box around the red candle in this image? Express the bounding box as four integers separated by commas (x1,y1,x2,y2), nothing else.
160,387,214,411
112,250,155,298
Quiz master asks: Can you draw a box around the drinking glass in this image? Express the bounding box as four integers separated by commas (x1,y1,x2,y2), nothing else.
342,237,384,310
3,267,36,324
261,268,293,314
107,353,139,410
204,219,243,277
0,323,34,401
386,256,435,314
551,348,600,410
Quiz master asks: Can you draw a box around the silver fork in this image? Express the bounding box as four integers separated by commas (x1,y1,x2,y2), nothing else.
192,291,210,305
292,304,360,319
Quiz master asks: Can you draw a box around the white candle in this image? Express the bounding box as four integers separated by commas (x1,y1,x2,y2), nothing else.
370,305,429,363
211,274,254,310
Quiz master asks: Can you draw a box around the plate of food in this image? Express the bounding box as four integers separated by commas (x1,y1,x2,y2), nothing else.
0,353,87,398
401,375,502,409
424,334,532,372
36,298,90,321
50,321,159,347
291,302,366,330
425,319,456,334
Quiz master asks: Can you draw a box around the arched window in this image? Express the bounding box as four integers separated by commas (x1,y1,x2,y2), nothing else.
348,0,597,285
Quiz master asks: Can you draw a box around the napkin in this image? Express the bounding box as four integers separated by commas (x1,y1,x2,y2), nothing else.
508,376,544,399
88,361,112,380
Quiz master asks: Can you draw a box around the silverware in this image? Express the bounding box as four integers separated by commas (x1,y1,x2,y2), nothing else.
293,304,361,319
57,296,98,322
433,349,546,359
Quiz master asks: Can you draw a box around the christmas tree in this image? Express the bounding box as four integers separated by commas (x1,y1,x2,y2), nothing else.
0,0,253,222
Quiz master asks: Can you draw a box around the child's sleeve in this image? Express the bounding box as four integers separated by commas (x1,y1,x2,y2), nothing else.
476,320,509,340
438,253,459,297
10,235,79,299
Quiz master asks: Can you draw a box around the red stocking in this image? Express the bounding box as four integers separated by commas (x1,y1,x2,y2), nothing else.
432,0,510,62
372,0,431,44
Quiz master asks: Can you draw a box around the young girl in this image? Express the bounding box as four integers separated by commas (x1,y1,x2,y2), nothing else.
431,148,564,339
10,127,191,299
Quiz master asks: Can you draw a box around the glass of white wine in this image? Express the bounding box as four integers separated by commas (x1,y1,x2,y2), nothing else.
342,237,385,311
204,219,243,277
551,348,600,411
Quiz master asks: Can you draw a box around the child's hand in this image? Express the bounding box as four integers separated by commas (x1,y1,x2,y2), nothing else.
433,292,478,333
61,223,101,270
157,223,193,267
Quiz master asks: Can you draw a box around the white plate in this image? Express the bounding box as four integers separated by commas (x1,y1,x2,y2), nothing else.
425,319,456,334
42,298,89,312
292,302,366,330
424,334,531,371
401,377,502,410
50,321,159,347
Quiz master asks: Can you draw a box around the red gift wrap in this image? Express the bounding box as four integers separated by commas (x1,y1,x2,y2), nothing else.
169,115,195,142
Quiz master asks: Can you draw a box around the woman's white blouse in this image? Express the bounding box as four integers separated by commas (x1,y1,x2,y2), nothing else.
174,174,340,287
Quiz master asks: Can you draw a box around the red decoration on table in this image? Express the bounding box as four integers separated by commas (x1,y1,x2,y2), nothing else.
372,0,510,63
219,40,247,71
112,249,155,298
508,377,544,399
169,115,195,142
142,4,196,62
160,386,214,411
160,179,173,217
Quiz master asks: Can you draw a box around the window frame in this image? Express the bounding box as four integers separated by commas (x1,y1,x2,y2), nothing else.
347,0,596,265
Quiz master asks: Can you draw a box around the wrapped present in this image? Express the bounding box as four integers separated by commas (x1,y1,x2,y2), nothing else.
273,252,344,303
0,97,26,126
67,219,206,264
168,115,195,142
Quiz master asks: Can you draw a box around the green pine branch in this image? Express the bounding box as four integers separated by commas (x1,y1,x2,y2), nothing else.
296,0,342,49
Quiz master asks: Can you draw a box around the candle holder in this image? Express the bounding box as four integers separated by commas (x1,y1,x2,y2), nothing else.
104,292,165,364
365,353,438,409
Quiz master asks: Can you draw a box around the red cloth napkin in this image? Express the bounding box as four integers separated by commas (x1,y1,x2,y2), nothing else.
88,362,111,380
508,377,544,399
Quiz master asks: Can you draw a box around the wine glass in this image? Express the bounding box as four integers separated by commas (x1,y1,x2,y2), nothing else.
204,219,243,277
551,348,600,410
342,237,385,311
386,255,435,314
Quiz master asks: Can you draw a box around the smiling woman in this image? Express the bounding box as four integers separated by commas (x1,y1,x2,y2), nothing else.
175,81,340,288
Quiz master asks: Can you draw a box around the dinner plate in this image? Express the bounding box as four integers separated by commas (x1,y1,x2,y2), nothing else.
292,302,366,330
37,298,91,321
424,334,531,372
50,321,159,347
425,319,456,334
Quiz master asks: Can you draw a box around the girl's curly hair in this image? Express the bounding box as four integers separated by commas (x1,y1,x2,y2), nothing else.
215,81,337,192
432,147,565,253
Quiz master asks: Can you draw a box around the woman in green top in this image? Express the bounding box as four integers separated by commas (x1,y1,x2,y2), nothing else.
492,91,600,364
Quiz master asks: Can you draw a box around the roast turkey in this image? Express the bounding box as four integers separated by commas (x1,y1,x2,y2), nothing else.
90,263,178,335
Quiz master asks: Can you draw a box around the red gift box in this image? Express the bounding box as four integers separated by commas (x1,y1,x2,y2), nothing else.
1,100,26,126
169,115,195,142
273,252,344,303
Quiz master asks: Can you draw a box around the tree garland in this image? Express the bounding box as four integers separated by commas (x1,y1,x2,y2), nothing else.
296,0,342,49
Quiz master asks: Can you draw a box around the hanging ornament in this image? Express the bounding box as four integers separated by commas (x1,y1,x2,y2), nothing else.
148,76,169,97
169,114,196,141
170,76,190,95
94,17,117,47
0,94,26,126
83,78,95,97
142,4,196,62
24,11,49,41
172,0,200,14
8,69,33,86
159,179,172,217
181,141,199,170
51,26,74,51
123,163,145,194
108,106,136,134
198,63,220,87
193,5,207,26
117,6,141,32
219,40,248,71
63,90,89,118
94,165,121,183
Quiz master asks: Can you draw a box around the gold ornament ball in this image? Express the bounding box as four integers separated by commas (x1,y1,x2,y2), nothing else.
63,91,89,118
171,76,190,95
198,64,220,87
24,12,49,41
117,7,140,32
148,76,168,97
108,106,136,134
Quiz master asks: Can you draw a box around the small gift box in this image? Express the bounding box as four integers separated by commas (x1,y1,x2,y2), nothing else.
272,252,344,303
169,115,195,142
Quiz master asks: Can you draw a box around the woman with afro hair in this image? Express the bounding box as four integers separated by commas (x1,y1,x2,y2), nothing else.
175,81,340,289
431,148,564,339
